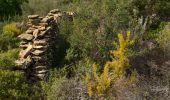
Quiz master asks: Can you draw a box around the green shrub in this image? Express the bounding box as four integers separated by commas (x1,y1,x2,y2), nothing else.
42,77,88,100
157,23,170,55
0,48,45,99
0,70,45,99
42,68,89,100
145,22,167,39
22,0,62,16
0,49,19,69
0,70,26,99
0,30,19,51
22,0,131,64
0,0,28,20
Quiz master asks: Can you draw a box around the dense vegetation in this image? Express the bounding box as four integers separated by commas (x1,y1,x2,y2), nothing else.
0,0,170,99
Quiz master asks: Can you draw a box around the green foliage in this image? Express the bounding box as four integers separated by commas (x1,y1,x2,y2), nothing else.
0,70,26,99
0,70,44,99
41,65,91,100
0,49,19,69
0,32,19,51
67,0,126,63
22,0,70,16
129,0,170,19
157,23,170,55
0,0,28,20
146,22,168,39
124,0,170,39
43,77,88,100
23,0,131,64
0,0,170,99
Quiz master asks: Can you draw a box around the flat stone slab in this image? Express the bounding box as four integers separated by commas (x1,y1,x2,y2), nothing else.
25,30,33,34
32,50,45,55
34,39,48,45
38,26,46,31
36,70,48,74
34,66,47,69
35,73,46,79
28,15,39,19
20,41,28,45
19,44,29,48
39,27,51,36
32,56,43,61
50,9,60,13
39,23,48,27
33,45,44,49
18,33,34,41
19,44,33,58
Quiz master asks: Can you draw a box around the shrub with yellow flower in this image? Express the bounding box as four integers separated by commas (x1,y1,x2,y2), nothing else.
86,32,134,97
3,22,21,36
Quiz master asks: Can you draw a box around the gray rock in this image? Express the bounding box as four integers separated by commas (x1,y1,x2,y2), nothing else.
34,39,48,45
32,50,45,55
35,73,46,79
34,66,47,69
33,29,39,39
41,17,50,23
48,16,54,20
47,13,54,16
19,44,33,58
50,9,60,14
19,44,29,48
18,33,34,41
20,41,28,45
38,26,46,31
29,19,40,25
33,45,44,49
36,70,48,74
39,27,51,36
26,30,33,34
28,27,36,30
28,15,39,19
15,60,25,66
39,23,48,27
39,17,43,20
32,56,43,61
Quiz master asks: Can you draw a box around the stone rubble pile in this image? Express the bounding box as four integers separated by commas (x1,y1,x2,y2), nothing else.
15,9,74,82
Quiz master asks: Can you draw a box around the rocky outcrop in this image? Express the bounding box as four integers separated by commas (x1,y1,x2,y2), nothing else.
15,9,74,82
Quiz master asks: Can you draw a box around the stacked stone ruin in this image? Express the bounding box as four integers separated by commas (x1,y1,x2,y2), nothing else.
15,9,74,82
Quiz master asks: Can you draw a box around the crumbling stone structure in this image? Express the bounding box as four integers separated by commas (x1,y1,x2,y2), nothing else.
15,9,74,82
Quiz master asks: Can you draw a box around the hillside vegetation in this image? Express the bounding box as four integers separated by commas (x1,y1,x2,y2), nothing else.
0,0,170,99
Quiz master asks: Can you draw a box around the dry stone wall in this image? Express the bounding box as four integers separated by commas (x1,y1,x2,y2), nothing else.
15,9,74,82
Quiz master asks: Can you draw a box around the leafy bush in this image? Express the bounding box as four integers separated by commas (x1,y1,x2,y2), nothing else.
0,70,45,99
0,49,19,69
0,0,169,99
43,77,88,100
0,70,26,99
142,22,167,39
23,0,131,64
0,30,19,51
0,0,28,20
157,23,170,55
22,0,62,16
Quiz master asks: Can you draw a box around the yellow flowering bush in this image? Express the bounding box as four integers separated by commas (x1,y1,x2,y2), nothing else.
86,63,110,97
86,32,134,97
109,32,133,78
3,22,21,36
